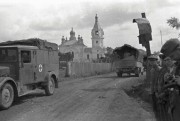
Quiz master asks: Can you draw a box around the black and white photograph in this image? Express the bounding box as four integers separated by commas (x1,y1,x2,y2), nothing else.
0,0,180,121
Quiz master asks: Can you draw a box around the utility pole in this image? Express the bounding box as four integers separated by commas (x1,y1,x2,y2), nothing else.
160,30,163,45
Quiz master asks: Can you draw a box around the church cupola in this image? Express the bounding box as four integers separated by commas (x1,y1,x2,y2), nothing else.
61,36,65,44
91,14,104,48
70,27,75,35
78,35,84,44
69,27,76,41
78,35,81,41
94,14,99,29
80,36,84,44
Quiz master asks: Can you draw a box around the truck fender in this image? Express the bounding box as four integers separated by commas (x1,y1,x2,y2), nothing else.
0,77,18,99
44,72,58,88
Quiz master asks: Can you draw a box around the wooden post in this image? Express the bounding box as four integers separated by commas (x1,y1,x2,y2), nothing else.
133,12,152,87
142,12,151,87
145,40,151,87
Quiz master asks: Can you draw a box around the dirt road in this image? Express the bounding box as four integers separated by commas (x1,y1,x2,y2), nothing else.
0,73,156,121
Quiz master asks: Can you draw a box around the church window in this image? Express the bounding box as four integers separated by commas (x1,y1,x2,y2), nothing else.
95,31,99,35
87,54,89,59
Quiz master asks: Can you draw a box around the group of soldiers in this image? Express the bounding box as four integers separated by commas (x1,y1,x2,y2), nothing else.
148,38,180,121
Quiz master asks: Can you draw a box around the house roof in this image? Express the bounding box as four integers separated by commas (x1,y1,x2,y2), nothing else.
0,45,38,49
63,40,77,46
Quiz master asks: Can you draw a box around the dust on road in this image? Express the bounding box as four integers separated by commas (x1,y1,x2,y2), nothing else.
0,73,156,121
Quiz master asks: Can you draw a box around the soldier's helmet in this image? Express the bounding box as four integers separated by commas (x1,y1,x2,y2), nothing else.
160,38,180,57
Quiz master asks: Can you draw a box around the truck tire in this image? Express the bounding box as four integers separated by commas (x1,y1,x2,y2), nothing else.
140,67,143,75
135,68,140,77
45,77,55,96
117,72,122,77
0,83,14,109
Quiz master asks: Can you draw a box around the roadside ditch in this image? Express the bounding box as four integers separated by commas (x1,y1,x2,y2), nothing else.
124,78,156,117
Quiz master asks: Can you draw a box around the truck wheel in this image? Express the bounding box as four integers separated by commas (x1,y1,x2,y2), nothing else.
117,72,122,77
45,77,55,96
135,68,140,77
0,83,14,109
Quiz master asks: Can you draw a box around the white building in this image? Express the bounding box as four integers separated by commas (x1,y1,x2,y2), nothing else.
59,14,106,62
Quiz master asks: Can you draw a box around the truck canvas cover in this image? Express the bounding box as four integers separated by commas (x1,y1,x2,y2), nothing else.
113,44,146,62
0,38,58,51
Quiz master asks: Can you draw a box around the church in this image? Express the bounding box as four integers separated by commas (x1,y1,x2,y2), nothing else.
59,14,106,62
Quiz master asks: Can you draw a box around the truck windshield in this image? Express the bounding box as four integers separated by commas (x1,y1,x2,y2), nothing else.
0,48,17,62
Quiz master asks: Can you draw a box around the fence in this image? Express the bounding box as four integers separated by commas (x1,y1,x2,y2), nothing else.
66,62,114,77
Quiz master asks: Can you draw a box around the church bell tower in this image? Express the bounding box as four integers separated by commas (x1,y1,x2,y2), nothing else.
91,14,104,49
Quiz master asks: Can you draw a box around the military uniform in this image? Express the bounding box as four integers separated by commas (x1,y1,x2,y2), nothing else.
148,55,161,93
160,38,180,121
148,54,161,116
156,65,177,121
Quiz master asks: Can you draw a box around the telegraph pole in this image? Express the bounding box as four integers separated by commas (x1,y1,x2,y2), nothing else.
160,30,163,45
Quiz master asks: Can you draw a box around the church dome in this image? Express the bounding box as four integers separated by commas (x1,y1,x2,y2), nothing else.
69,27,76,41
70,28,75,35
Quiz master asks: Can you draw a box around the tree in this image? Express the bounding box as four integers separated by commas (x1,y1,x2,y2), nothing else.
167,17,180,38
59,52,73,62
105,47,113,56
167,17,180,29
104,47,114,62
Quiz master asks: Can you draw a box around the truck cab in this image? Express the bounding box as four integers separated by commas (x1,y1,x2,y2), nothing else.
0,39,59,109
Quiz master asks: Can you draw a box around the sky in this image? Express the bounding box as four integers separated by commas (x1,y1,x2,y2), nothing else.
0,0,180,52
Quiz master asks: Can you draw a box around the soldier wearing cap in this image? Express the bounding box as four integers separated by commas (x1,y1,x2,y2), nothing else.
148,54,161,94
160,38,180,121
147,54,161,114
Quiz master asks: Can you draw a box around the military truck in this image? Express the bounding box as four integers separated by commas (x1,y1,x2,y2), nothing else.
0,38,59,109
113,44,146,77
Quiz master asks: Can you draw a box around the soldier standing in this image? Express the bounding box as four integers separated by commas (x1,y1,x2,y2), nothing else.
160,38,180,121
148,54,161,114
156,55,177,121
